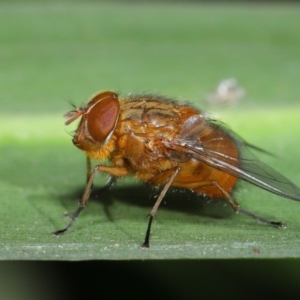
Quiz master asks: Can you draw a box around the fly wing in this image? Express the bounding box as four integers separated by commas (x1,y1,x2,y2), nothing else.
171,115,300,201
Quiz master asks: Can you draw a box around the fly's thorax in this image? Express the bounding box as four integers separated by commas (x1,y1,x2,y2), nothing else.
118,95,199,126
109,96,202,171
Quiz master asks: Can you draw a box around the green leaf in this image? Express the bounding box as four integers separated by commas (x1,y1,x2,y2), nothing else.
1,2,300,260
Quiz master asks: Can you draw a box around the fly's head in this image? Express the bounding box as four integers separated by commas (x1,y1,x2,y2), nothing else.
64,91,120,152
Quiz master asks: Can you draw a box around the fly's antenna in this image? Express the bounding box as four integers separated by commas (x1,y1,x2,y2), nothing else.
64,108,83,125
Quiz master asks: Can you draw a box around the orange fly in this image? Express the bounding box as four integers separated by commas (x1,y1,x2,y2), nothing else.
52,91,300,247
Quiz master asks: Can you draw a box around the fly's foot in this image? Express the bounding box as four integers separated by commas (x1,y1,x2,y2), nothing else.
52,229,67,237
271,221,285,228
141,242,150,249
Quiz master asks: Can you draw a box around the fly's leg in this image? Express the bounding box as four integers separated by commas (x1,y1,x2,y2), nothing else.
237,207,284,228
183,179,284,228
142,167,180,248
52,165,96,237
86,155,92,184
52,165,129,237
100,175,117,191
86,155,116,191
63,158,116,218
210,181,284,228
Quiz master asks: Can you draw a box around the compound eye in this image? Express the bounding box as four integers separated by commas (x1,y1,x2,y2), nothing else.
86,91,120,142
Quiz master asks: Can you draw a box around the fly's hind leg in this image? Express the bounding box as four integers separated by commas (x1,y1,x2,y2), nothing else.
210,181,284,228
237,207,284,228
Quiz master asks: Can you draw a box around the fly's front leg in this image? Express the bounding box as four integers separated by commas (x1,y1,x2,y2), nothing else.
86,155,92,184
52,165,129,237
86,155,116,191
142,166,180,248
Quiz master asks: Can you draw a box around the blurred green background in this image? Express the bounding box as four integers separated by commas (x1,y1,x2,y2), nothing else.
1,0,300,299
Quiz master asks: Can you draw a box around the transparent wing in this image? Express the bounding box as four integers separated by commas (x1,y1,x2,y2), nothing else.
169,115,300,201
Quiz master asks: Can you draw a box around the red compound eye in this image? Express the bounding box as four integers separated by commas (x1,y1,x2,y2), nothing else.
86,91,120,142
